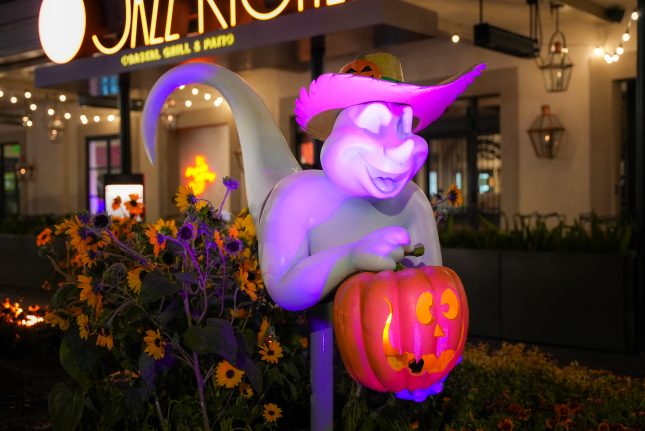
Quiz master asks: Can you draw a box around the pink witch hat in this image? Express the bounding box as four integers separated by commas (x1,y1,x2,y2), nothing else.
295,52,486,141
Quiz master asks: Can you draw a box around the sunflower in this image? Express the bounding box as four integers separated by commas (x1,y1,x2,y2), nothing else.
175,184,197,212
60,215,111,252
96,329,114,350
77,313,90,340
145,225,166,257
259,341,283,364
44,311,69,331
154,219,177,236
144,328,165,360
78,274,103,313
238,267,258,301
36,228,52,247
124,193,144,217
446,184,464,208
79,248,100,268
127,267,146,294
263,403,282,423
257,317,271,346
239,382,253,399
214,360,244,388
234,212,256,242
111,195,122,211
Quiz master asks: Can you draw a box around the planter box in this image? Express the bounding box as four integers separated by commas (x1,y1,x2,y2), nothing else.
442,248,636,353
0,234,60,291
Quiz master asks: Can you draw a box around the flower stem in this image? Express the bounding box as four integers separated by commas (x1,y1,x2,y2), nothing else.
192,352,210,431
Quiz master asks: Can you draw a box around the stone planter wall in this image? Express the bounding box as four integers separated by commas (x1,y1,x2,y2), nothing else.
443,248,637,353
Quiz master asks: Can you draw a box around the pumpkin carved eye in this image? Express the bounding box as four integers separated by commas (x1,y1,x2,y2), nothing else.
441,289,459,320
415,292,434,324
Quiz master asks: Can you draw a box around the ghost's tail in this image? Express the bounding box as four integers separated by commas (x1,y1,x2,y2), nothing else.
142,62,301,223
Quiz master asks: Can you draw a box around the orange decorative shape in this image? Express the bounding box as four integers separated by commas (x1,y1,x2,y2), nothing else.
340,59,382,79
333,266,468,396
184,155,216,196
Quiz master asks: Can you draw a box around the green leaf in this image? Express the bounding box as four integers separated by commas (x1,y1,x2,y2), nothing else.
139,271,181,305
267,367,284,387
240,357,263,394
173,272,199,284
48,383,84,431
183,319,237,362
51,283,78,308
59,328,99,389
100,398,125,431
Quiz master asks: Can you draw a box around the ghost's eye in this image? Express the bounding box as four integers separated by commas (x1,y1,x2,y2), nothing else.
354,102,392,134
397,106,413,138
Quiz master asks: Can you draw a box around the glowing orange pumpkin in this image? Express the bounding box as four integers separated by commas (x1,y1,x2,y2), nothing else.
340,59,382,79
333,266,468,402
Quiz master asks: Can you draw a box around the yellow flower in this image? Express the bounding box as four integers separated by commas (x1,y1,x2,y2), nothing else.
44,311,69,331
144,329,165,360
154,219,178,236
60,215,111,252
238,267,258,301
78,275,103,313
78,248,99,268
77,313,90,340
263,403,282,423
214,360,244,388
175,184,197,212
127,267,146,294
259,341,283,364
124,193,144,217
96,329,114,350
36,228,53,247
234,212,256,242
239,382,254,399
446,184,463,208
257,317,270,346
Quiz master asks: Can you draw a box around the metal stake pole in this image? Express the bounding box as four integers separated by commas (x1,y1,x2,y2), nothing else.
310,301,334,431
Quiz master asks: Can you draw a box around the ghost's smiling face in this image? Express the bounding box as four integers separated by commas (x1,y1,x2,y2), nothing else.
321,102,428,199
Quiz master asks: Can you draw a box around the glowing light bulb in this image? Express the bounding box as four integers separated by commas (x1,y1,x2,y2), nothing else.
59,94,67,102
631,11,639,21
93,115,100,122
191,87,199,95
214,97,223,107
593,47,604,57
167,114,174,122
604,53,614,63
451,34,460,43
10,96,18,104
107,114,115,122
64,112,71,120
185,100,192,108
204,93,212,101
22,115,29,122
178,85,185,90
24,91,32,99
612,54,619,62
0,89,4,97
47,108,55,116
80,114,88,124
622,32,630,42
26,120,33,127
30,103,37,111
616,46,624,55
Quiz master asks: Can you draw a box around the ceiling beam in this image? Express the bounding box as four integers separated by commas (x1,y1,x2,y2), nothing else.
558,0,625,22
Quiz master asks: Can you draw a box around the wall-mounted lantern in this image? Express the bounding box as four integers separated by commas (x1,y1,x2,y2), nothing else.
15,157,34,181
527,105,565,158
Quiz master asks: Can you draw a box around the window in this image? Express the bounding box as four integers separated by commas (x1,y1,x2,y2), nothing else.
421,95,502,224
0,143,20,219
87,135,121,213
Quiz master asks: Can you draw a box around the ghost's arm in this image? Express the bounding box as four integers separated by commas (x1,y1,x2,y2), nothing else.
404,185,442,266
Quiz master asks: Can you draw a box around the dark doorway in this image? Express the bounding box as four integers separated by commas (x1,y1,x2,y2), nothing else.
0,142,21,219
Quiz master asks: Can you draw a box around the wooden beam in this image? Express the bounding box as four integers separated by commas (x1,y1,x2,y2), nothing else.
559,0,625,22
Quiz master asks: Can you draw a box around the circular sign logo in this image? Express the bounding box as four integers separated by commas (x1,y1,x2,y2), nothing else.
39,0,86,64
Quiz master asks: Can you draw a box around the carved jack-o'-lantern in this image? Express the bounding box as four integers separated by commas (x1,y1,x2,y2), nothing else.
333,266,468,402
340,59,382,79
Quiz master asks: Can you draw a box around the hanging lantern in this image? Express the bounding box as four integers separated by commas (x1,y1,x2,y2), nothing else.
537,3,573,92
527,105,565,158
48,115,65,142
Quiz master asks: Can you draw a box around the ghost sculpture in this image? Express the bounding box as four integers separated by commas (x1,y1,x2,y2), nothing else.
142,53,484,423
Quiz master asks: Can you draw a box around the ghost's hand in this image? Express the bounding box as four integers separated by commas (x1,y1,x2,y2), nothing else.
350,226,413,272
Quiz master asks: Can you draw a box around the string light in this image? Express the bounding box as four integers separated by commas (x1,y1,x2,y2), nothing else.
214,97,223,107
0,89,4,98
600,7,637,64
451,34,460,43
58,94,67,102
93,115,100,123
178,85,185,90
10,96,17,104
185,100,192,108
107,114,115,122
29,103,37,111
204,93,212,101
24,91,32,99
191,87,199,96
47,108,55,116
80,114,88,124
64,112,71,120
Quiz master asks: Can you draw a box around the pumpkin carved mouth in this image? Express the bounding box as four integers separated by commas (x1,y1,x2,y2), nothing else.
382,297,456,374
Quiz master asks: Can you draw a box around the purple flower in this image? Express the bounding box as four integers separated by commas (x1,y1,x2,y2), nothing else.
179,223,196,241
223,176,239,191
225,238,243,255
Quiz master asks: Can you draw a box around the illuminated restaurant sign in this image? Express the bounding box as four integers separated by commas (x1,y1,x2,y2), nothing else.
38,0,346,64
